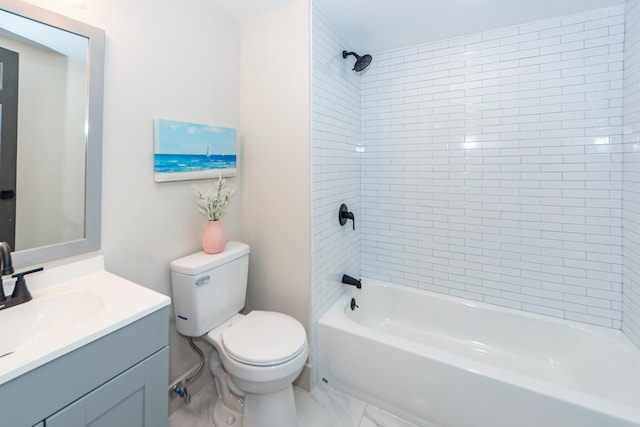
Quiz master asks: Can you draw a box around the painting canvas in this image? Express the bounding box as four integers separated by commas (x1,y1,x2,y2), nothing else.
154,119,237,182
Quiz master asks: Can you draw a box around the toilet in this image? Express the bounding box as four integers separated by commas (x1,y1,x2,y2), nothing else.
170,241,308,427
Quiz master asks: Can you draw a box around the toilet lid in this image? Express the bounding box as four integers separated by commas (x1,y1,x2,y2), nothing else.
221,311,307,366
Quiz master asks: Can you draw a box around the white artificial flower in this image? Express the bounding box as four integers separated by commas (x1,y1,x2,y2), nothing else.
192,175,235,221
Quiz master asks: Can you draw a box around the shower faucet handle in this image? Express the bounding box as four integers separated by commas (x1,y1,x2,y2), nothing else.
339,204,355,230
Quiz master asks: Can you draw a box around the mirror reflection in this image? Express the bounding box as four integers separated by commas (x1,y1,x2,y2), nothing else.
0,0,104,268
0,13,88,251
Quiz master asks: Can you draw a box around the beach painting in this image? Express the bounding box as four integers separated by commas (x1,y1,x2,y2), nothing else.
154,119,237,182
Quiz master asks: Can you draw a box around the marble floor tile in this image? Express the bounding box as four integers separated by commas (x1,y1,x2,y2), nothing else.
360,405,419,427
294,382,367,427
168,380,418,427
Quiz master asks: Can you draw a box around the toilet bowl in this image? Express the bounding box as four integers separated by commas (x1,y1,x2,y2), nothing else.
203,311,308,427
170,242,308,427
204,311,308,393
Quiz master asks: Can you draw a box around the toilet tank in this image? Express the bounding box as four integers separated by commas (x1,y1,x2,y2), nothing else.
170,241,250,337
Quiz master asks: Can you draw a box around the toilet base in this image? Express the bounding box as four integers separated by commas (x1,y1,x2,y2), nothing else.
211,396,243,427
210,385,298,427
243,386,298,427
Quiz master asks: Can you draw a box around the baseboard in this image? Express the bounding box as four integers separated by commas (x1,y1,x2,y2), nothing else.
293,361,313,392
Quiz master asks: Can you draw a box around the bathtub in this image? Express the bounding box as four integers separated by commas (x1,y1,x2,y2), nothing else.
318,279,640,427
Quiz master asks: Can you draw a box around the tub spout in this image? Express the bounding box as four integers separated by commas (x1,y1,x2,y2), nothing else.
342,274,361,289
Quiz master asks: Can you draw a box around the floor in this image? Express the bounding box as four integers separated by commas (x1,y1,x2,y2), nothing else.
168,380,418,427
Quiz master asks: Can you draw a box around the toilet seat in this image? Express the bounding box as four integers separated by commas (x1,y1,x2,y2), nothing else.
221,311,307,367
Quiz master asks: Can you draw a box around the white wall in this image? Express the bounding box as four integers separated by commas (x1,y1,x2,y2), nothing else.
360,6,626,328
22,0,242,395
310,2,361,378
623,0,640,348
239,0,312,385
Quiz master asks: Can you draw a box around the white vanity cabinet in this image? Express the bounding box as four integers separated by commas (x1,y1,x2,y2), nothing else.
2,306,169,427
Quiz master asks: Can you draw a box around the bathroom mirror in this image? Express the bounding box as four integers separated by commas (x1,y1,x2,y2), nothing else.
0,0,104,268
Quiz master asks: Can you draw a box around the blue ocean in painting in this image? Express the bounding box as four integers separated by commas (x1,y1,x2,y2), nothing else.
154,153,237,173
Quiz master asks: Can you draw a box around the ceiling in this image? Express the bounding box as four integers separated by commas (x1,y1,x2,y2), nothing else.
208,0,296,22
210,0,626,53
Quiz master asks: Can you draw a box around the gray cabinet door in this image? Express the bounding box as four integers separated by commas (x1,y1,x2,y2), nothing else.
46,347,168,427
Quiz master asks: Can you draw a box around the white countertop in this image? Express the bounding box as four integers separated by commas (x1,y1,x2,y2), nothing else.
0,255,170,385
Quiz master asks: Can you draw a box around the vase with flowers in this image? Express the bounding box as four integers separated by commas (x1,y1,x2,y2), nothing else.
193,175,235,254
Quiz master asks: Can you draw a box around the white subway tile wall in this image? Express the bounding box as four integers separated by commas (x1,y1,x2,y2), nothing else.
312,3,361,329
360,6,626,328
623,0,640,348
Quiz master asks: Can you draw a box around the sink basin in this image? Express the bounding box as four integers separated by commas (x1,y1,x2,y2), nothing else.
0,291,105,358
0,255,170,385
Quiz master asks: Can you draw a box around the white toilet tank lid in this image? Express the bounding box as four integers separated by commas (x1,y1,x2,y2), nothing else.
222,311,307,366
170,241,250,275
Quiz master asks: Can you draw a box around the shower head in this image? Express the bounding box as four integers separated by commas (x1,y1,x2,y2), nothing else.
342,50,372,72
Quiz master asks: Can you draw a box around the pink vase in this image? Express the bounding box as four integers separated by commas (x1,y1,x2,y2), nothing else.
202,220,226,254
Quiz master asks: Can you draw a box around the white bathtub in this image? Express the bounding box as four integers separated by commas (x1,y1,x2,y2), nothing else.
318,279,640,427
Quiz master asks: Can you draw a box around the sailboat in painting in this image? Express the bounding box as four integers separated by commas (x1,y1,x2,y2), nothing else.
153,119,237,182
